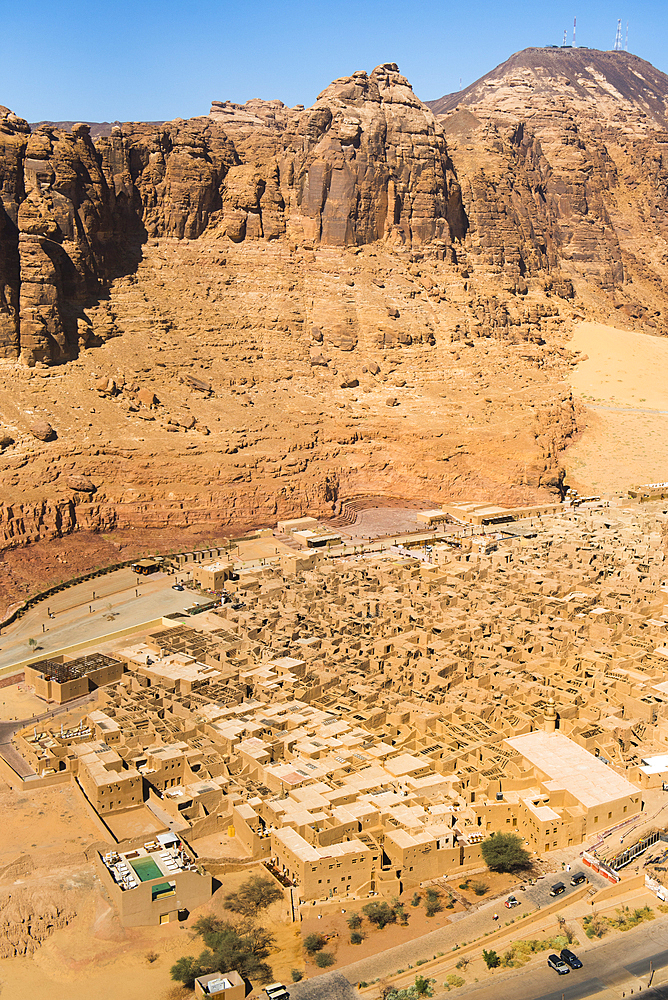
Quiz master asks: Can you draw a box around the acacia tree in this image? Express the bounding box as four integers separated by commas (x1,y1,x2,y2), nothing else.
480,832,532,873
171,916,275,987
223,874,283,918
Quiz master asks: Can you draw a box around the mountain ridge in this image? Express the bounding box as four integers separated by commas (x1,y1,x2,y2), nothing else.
427,47,668,123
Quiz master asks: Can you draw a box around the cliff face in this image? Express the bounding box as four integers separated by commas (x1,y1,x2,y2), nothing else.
0,52,666,559
0,64,469,366
0,108,28,359
206,63,467,248
3,53,668,367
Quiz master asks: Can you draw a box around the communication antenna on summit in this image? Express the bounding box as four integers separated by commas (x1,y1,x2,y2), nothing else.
625,21,629,51
573,17,577,46
563,29,567,46
614,18,623,51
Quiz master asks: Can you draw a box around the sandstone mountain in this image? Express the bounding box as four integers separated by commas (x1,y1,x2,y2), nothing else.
0,53,664,560
427,47,668,328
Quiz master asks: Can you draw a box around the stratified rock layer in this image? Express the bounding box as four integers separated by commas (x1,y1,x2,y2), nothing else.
0,51,666,551
427,48,668,329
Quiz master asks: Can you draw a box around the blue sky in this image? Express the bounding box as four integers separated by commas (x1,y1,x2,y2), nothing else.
2,0,667,122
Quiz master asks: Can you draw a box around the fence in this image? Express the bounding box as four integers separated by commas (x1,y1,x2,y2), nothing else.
606,830,662,871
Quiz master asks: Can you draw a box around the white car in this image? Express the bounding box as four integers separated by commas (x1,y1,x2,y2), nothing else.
265,985,289,1000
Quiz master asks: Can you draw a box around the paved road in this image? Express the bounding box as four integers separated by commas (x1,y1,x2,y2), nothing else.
421,918,668,1000
337,869,608,986
0,570,207,673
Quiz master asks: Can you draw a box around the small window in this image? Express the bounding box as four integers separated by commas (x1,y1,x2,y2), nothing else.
608,812,612,819
623,805,627,814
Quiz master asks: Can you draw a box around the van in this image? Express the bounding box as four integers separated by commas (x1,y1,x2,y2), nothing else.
549,882,566,896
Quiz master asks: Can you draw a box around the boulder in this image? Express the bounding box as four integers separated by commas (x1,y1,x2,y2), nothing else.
29,420,55,441
138,388,158,408
66,475,96,493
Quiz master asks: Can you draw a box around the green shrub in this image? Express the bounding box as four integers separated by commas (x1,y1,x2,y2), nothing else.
482,949,500,969
291,970,303,983
347,913,362,930
411,892,421,907
170,917,275,987
350,931,364,945
471,881,488,897
425,888,442,918
446,974,464,988
583,913,608,939
304,933,326,955
223,875,283,918
315,952,336,968
610,904,654,931
363,901,397,929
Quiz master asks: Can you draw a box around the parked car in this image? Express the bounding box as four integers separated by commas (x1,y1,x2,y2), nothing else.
171,584,184,591
549,881,566,896
265,985,290,1000
570,871,586,885
547,954,570,975
505,895,521,908
560,948,583,969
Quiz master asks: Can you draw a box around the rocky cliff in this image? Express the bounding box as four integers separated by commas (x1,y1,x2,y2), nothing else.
427,48,668,330
1,64,468,366
0,52,665,557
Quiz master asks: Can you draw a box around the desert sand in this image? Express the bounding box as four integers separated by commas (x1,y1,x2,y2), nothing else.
0,837,300,1000
566,321,668,493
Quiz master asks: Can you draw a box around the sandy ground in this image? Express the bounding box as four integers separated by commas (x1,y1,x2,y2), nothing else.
0,682,46,721
566,321,668,493
297,873,518,978
0,855,301,1000
104,806,166,841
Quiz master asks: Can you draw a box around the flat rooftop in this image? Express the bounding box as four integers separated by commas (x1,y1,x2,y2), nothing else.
505,730,639,809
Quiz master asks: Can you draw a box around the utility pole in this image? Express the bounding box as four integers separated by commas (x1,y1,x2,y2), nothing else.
573,16,576,46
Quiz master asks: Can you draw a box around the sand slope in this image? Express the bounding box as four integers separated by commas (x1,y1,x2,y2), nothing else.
566,321,668,494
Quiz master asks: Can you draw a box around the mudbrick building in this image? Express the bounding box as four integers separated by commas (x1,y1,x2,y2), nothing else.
8,503,668,911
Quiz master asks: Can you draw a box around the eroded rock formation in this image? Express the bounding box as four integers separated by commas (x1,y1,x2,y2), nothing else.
0,51,666,555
